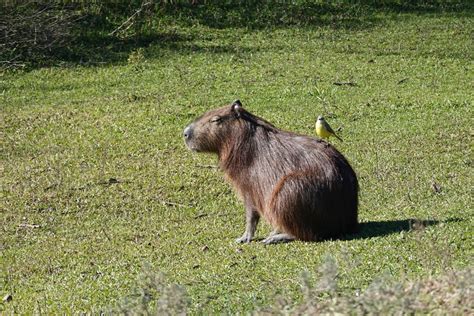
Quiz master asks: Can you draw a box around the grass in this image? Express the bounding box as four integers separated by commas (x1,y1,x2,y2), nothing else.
1,2,473,314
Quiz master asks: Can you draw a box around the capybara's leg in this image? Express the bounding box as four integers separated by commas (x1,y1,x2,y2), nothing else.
236,205,260,243
262,233,295,244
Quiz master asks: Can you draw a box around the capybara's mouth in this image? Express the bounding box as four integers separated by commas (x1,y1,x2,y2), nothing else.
184,141,199,152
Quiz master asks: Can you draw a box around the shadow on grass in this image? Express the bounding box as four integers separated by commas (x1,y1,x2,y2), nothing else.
56,32,263,68
158,0,473,30
59,1,383,67
57,0,474,67
346,217,463,240
160,1,380,30
4,1,473,69
61,32,193,66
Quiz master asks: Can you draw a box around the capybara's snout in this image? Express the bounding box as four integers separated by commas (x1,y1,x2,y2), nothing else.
183,124,193,141
183,123,196,150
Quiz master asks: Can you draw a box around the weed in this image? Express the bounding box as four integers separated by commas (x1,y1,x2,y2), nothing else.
260,258,474,315
127,48,147,72
113,265,188,315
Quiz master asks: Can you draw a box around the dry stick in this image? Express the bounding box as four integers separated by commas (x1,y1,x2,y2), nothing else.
159,200,191,208
101,228,112,241
196,164,218,169
333,81,357,86
18,223,41,229
108,1,153,36
0,55,24,70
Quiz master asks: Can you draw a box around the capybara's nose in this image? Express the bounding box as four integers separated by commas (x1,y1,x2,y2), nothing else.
183,125,193,140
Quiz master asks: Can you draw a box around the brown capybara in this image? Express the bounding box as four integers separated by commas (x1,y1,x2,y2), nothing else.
183,100,358,244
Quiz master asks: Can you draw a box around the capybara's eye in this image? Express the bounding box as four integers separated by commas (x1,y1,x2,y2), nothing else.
210,116,222,123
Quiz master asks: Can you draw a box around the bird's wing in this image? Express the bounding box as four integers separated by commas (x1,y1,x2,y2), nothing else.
323,120,336,134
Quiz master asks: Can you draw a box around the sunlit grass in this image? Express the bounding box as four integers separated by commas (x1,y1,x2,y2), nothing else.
1,6,473,314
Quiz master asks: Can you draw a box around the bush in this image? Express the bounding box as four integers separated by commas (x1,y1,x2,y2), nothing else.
0,1,79,69
113,265,189,315
116,259,472,314
259,258,474,315
0,0,154,69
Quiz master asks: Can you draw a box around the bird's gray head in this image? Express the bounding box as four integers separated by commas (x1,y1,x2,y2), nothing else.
317,115,324,121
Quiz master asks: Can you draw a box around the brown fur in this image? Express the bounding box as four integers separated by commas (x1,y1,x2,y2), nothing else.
183,101,358,243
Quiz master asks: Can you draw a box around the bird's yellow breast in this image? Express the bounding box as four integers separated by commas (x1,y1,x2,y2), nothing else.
316,122,331,138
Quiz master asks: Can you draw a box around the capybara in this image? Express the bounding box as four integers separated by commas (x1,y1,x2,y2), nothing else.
183,100,358,244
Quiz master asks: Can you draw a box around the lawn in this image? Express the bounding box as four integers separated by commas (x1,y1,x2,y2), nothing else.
1,1,473,314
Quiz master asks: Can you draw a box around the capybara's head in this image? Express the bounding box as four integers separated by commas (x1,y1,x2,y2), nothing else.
183,100,245,153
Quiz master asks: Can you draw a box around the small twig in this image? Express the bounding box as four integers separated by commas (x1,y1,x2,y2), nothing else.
0,55,24,70
194,213,208,219
333,81,357,87
398,78,409,84
71,178,128,191
101,228,111,241
431,180,442,194
18,223,41,229
196,164,218,169
98,178,129,186
159,200,191,208
108,1,152,36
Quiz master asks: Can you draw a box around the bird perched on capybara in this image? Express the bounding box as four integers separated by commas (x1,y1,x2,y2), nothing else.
183,100,358,244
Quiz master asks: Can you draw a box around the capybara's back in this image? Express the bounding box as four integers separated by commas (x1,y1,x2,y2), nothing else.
184,100,358,244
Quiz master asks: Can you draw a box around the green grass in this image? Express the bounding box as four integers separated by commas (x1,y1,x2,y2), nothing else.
1,3,473,314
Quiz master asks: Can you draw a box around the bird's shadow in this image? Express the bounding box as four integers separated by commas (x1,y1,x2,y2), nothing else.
345,217,462,240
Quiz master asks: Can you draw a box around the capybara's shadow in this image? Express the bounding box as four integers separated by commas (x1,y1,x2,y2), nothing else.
345,217,462,240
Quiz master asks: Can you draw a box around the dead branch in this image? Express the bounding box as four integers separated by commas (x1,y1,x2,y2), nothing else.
0,1,78,69
195,164,219,169
108,1,153,37
159,200,191,208
333,81,357,86
18,223,41,229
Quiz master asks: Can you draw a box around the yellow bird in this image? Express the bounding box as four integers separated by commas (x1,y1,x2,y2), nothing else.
315,115,343,141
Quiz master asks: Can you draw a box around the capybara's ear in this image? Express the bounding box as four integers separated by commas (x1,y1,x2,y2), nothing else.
232,100,243,117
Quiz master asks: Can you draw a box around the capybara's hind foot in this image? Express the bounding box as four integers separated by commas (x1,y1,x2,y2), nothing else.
262,233,295,244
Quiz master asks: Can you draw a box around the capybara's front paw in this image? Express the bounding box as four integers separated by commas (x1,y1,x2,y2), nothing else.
235,234,252,243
